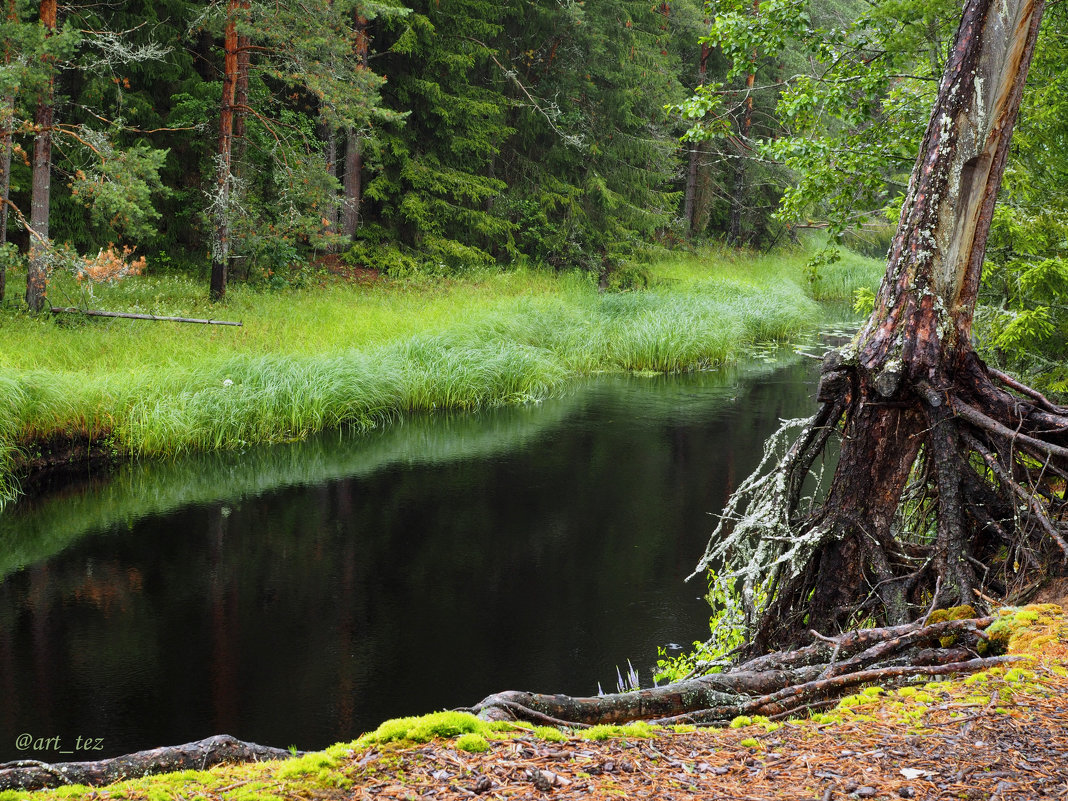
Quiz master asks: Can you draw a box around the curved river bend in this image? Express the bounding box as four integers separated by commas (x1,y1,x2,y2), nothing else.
0,355,818,761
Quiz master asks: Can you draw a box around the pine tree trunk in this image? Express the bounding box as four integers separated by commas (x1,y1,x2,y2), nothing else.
26,0,56,313
727,2,758,245
0,0,16,303
721,0,1061,652
324,126,340,246
210,0,241,302
682,38,711,234
233,8,250,171
341,12,369,240
342,128,362,238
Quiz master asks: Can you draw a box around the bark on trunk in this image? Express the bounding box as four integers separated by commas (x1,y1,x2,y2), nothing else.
727,2,758,245
233,4,250,172
342,128,362,238
683,36,711,234
341,13,369,240
324,126,340,243
210,0,241,302
26,0,56,313
700,0,1063,653
0,0,17,302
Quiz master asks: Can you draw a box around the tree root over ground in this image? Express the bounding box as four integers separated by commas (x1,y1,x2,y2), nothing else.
469,615,1020,727
0,735,297,792
349,666,1068,801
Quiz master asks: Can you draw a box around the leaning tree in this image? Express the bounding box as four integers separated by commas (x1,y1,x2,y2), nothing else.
696,0,1067,652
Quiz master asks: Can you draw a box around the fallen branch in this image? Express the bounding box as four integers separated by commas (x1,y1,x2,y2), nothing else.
0,735,296,791
50,306,242,326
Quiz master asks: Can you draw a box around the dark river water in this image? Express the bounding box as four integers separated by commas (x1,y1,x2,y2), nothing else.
0,354,818,762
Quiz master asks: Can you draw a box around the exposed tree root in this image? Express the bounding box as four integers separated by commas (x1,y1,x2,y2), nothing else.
699,351,1068,652
0,735,298,792
686,0,1066,653
469,615,1020,727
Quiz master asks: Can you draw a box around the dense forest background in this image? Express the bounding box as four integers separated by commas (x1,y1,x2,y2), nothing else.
0,0,1065,389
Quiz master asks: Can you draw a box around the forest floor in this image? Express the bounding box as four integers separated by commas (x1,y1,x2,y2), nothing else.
6,600,1067,801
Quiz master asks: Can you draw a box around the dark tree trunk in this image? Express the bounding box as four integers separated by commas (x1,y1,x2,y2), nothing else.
699,0,1065,653
0,0,17,303
342,128,362,238
26,0,56,313
727,1,758,246
341,13,369,240
233,5,250,171
683,36,711,234
210,0,241,302
324,126,340,244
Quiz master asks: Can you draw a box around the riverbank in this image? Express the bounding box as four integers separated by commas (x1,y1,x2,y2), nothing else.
2,602,1065,799
0,246,881,509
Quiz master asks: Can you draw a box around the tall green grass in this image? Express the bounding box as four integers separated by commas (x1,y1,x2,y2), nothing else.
0,245,881,509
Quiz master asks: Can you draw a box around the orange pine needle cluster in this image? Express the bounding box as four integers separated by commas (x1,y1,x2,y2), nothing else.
75,245,146,284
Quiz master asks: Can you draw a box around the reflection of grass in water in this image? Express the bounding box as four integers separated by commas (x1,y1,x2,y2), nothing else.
0,355,804,580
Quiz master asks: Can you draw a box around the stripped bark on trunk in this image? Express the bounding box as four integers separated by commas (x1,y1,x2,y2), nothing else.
210,0,241,302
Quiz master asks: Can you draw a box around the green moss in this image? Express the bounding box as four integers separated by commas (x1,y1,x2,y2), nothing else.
582,724,624,741
926,605,977,624
738,737,762,749
362,711,488,744
621,721,659,738
671,724,697,733
836,694,868,708
729,715,753,728
1004,667,1034,683
276,752,337,778
455,733,490,753
580,721,658,741
533,726,568,742
982,605,1059,655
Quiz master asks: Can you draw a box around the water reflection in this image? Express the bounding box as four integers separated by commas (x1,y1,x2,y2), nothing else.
0,353,818,760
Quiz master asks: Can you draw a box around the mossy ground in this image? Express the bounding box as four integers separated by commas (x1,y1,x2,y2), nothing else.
6,605,1066,801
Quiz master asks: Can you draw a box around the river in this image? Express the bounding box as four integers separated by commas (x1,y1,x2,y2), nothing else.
0,350,820,761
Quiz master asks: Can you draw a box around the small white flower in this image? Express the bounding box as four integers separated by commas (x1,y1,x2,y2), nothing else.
222,378,233,387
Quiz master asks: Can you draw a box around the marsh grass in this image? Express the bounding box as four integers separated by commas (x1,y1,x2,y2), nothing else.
0,246,880,508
